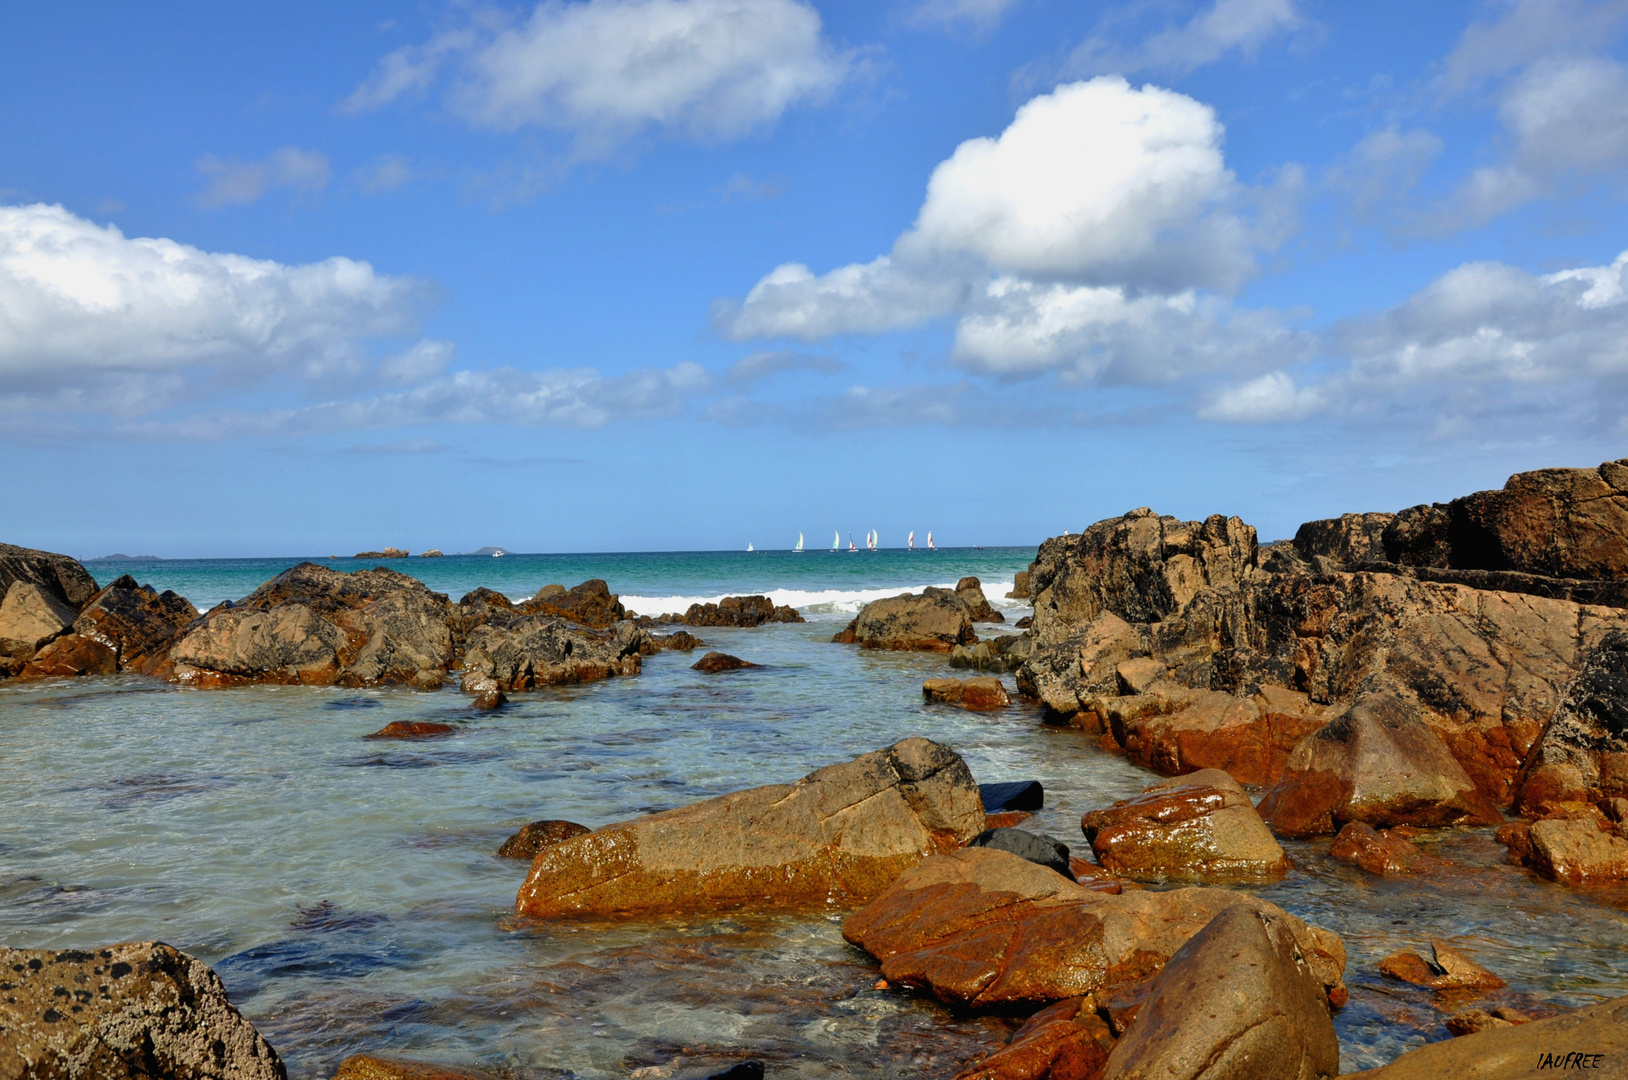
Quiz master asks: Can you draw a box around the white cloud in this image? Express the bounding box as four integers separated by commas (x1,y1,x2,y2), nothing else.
1064,0,1302,78
0,203,427,418
713,256,969,339
1197,370,1323,421
1325,126,1444,218
1438,0,1628,95
378,339,455,383
196,147,331,207
727,349,842,381
357,155,417,194
908,0,1022,30
345,0,853,158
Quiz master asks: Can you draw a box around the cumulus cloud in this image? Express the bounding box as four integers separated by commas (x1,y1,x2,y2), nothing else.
1197,371,1323,421
907,0,1022,30
1437,0,1628,95
344,0,854,158
1063,0,1302,78
0,203,427,417
196,147,331,207
713,256,970,339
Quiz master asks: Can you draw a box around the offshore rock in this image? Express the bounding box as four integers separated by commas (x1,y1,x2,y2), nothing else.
496,819,591,859
953,997,1112,1080
460,617,646,693
1258,688,1503,837
0,941,285,1080
842,846,1346,1011
1328,822,1443,876
677,595,803,627
354,548,409,559
832,588,978,651
520,579,626,628
1514,630,1628,816
71,575,197,675
1344,996,1628,1078
692,651,756,672
515,737,983,917
0,581,78,659
166,563,454,690
652,629,704,651
955,577,1005,623
0,542,99,611
923,676,1011,710
1081,770,1288,882
1101,904,1339,1080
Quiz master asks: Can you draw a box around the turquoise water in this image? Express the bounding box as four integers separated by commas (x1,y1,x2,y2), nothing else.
4,550,1628,1077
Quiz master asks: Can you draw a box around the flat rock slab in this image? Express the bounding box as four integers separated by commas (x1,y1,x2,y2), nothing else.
1082,774,1288,882
1344,995,1628,1078
924,676,1011,710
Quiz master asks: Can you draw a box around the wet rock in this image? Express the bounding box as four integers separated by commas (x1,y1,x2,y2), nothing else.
1015,615,1033,629
1006,571,1032,601
16,633,118,680
677,595,803,627
1343,996,1628,1079
1527,817,1628,884
983,810,1035,830
1328,822,1443,876
1443,1006,1532,1036
1081,770,1288,882
1101,904,1339,1080
366,720,457,740
459,617,646,693
832,588,978,651
1514,630,1628,817
923,676,1010,710
1495,820,1534,866
955,577,1005,623
167,563,454,690
0,581,78,658
966,827,1075,880
653,630,704,651
519,579,626,628
842,846,1346,1011
0,941,285,1080
692,651,757,673
1293,512,1395,571
516,737,984,917
948,633,1033,673
1258,688,1502,837
496,819,592,859
953,996,1112,1080
333,1054,497,1080
71,575,198,675
1378,939,1506,991
1104,686,1328,788
471,689,506,710
980,781,1045,813
0,541,99,611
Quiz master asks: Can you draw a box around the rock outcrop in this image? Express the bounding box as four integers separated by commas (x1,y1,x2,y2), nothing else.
674,595,803,627
166,563,455,689
1100,904,1339,1080
68,575,198,675
1081,770,1288,882
459,617,646,693
0,941,285,1080
923,676,1011,710
954,577,1004,623
515,738,984,917
520,579,626,628
1345,996,1628,1078
0,542,99,612
832,588,979,651
1292,512,1394,571
0,581,78,661
1513,630,1628,816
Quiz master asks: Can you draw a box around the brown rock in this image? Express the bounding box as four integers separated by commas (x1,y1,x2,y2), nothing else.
516,738,984,917
956,577,1005,623
1443,1007,1532,1036
471,689,506,710
1343,996,1628,1078
692,651,757,673
1378,939,1506,991
0,941,285,1080
984,810,1035,830
446,588,518,642
495,819,591,859
1329,822,1443,876
0,542,99,611
654,630,704,651
71,575,198,674
1293,512,1395,571
842,846,1345,1011
678,595,803,627
833,588,978,651
519,579,626,628
1100,904,1339,1080
366,720,457,739
1007,571,1032,601
1081,771,1289,882
333,1054,497,1080
459,617,646,693
1495,821,1533,866
1514,630,1628,817
924,676,1011,710
16,633,118,680
354,548,409,560
1110,687,1327,788
1527,817,1628,884
0,581,78,658
953,997,1112,1080
949,633,1035,674
1258,688,1502,837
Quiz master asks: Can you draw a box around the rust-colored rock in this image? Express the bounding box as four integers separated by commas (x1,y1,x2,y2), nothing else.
1514,630,1628,817
471,689,506,710
333,1054,498,1080
459,617,646,693
676,595,803,627
71,575,198,675
1344,996,1628,1079
1527,817,1628,884
496,819,591,859
16,633,118,680
1107,687,1327,788
516,738,984,917
366,720,457,739
833,588,979,651
1258,688,1502,837
519,579,626,628
1443,1007,1533,1036
953,997,1112,1080
1328,822,1443,876
1081,771,1288,882
0,941,285,1080
1378,939,1506,991
692,651,757,673
924,676,1011,710
842,846,1345,1011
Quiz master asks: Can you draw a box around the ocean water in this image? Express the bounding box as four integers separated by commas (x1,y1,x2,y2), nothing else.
3,550,1627,1078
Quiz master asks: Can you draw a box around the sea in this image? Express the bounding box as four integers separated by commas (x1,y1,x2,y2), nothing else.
3,548,1627,1078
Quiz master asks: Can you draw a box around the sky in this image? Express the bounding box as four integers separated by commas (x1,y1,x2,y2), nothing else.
4,0,1628,558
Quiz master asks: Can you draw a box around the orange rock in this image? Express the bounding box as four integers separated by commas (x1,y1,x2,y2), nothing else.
334,1054,500,1080
1378,940,1505,991
985,810,1035,830
924,677,1011,710
1527,817,1628,884
953,997,1112,1080
1080,771,1288,882
16,633,117,679
1329,822,1444,876
366,721,457,739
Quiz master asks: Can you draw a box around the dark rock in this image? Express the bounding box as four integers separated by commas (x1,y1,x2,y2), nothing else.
471,689,506,710
519,579,626,628
832,587,978,651
948,633,1033,673
1082,770,1288,882
354,548,409,560
699,1063,764,1080
366,721,457,740
1515,630,1628,816
692,651,757,673
980,781,1045,813
1343,996,1627,1078
923,676,1010,709
459,617,646,693
1014,615,1033,629
0,541,99,611
678,595,803,627
654,630,704,651
71,575,198,675
1293,511,1395,570
0,941,285,1080
447,588,518,641
496,819,591,859
966,827,1075,880
1383,504,1453,567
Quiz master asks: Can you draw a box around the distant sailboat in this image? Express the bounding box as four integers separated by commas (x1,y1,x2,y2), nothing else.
866,530,877,552
832,530,840,552
794,532,804,554
747,542,754,552
927,531,936,550
848,533,857,552
908,530,915,551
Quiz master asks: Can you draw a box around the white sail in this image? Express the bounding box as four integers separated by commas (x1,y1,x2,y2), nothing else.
795,532,804,553
866,530,876,551
848,533,857,552
747,542,754,552
927,531,936,550
833,530,840,550
908,530,915,550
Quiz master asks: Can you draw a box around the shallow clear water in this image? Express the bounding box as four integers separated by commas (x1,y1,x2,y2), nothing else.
4,554,1628,1078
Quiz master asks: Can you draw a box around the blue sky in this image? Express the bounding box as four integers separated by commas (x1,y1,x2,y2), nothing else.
4,0,1628,557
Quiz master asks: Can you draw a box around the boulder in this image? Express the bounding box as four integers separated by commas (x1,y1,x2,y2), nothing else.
1100,904,1339,1080
949,633,1034,673
471,689,506,710
366,720,456,739
1006,571,1032,601
923,676,1011,710
459,617,646,693
0,542,99,611
519,579,626,628
653,630,704,651
15,633,118,680
0,941,285,1080
980,781,1045,813
678,595,803,627
70,575,198,674
1258,688,1502,837
1526,817,1628,884
166,563,454,690
1328,822,1443,876
832,588,978,651
496,819,591,859
1343,995,1628,1078
953,997,1112,1080
955,577,1005,623
692,651,756,673
1102,686,1328,788
1514,630,1628,816
1378,939,1506,991
1081,771,1289,882
1293,512,1395,571
515,738,984,917
842,846,1346,1011
1443,1007,1533,1036
333,1055,496,1080
966,828,1075,880
0,581,78,658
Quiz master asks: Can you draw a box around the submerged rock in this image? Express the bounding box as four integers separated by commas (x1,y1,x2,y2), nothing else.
515,737,984,917
832,588,978,651
1344,996,1628,1078
459,617,646,693
366,720,457,740
1081,770,1288,882
0,941,285,1080
1328,822,1444,876
333,1055,497,1080
692,651,757,673
923,676,1011,710
496,819,591,859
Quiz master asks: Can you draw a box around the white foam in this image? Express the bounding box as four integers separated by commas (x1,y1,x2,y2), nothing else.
623,579,1030,623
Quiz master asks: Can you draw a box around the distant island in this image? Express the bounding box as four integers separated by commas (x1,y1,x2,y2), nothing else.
87,554,159,561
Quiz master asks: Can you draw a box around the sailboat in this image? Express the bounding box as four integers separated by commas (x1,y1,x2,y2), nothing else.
747,542,754,552
848,533,857,552
908,530,915,551
866,530,877,552
927,531,936,550
832,530,840,552
794,532,804,554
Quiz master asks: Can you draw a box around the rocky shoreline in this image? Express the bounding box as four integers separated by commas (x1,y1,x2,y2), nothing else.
5,458,1628,1077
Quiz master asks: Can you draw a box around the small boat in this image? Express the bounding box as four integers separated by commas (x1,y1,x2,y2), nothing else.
927,531,936,551
908,530,915,551
848,534,857,552
794,532,804,554
866,530,877,552
493,550,504,557
832,530,840,552
747,542,754,552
